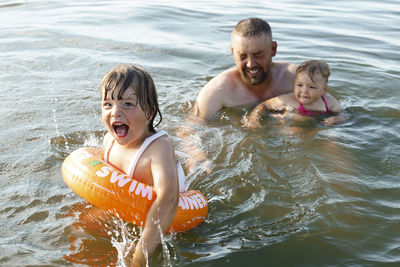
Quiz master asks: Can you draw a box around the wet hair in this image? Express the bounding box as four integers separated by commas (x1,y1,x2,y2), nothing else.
232,18,272,39
100,64,162,133
296,59,331,84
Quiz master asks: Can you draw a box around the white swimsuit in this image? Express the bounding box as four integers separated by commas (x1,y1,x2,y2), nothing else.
104,130,186,193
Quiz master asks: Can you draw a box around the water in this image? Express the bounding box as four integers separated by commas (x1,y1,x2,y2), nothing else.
1,0,399,266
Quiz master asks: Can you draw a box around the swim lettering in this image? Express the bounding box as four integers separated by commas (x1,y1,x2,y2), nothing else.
178,193,207,210
95,165,153,200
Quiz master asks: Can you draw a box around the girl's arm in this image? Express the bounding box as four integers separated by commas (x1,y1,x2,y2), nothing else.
127,137,179,266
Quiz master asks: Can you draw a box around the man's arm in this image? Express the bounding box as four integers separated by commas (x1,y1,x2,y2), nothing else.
175,73,229,173
242,100,270,128
180,71,233,171
194,81,224,121
176,115,213,174
195,70,236,121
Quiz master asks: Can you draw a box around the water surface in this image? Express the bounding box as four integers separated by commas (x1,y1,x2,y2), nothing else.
1,0,399,266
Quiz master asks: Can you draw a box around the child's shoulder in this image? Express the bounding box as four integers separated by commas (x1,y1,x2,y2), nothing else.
145,132,178,168
147,132,175,155
324,93,341,113
152,132,172,145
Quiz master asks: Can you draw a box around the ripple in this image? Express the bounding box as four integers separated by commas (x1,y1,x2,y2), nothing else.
1,0,400,265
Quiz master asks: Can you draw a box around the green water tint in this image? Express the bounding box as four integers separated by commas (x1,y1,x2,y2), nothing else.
1,0,399,266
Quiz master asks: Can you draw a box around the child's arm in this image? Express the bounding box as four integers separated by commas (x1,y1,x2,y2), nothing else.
243,94,291,128
322,94,346,125
128,138,179,266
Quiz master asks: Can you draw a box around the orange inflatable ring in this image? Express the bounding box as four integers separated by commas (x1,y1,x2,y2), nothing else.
62,147,208,233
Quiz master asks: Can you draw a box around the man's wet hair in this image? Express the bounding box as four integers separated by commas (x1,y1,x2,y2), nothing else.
233,17,272,38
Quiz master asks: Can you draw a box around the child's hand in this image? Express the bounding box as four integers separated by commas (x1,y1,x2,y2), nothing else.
322,115,346,125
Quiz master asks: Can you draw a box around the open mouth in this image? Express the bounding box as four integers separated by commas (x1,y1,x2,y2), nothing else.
243,67,265,85
247,68,260,77
113,123,129,137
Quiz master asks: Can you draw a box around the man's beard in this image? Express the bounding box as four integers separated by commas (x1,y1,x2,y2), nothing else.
240,66,268,85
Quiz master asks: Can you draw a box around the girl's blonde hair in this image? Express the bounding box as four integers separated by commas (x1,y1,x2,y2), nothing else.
296,59,330,84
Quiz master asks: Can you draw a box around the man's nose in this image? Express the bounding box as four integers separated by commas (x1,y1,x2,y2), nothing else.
246,56,257,68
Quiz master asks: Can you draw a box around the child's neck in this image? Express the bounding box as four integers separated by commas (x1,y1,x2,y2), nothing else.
123,130,154,150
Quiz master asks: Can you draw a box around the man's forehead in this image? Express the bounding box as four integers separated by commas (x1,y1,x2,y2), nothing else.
232,32,271,42
232,33,271,52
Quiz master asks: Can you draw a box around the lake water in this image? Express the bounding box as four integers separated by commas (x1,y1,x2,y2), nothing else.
1,0,399,266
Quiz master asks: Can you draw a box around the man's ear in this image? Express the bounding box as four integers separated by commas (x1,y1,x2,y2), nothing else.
324,85,329,93
272,41,277,57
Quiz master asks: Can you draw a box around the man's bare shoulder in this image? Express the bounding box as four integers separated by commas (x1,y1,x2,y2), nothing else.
270,61,297,96
194,68,244,120
273,61,297,76
196,68,241,106
201,68,239,94
273,61,297,69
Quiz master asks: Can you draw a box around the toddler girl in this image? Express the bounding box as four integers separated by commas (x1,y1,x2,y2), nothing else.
244,59,345,127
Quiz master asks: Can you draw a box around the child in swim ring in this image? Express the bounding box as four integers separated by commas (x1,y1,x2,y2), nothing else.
100,64,184,266
243,59,345,127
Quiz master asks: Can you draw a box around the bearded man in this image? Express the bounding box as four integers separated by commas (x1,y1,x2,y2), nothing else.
194,18,296,120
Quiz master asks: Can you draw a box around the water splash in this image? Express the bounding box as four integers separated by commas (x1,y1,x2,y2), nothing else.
83,131,103,148
109,218,177,267
109,218,140,266
52,107,70,153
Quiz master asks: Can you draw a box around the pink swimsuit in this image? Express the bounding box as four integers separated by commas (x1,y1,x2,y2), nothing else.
296,95,331,116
